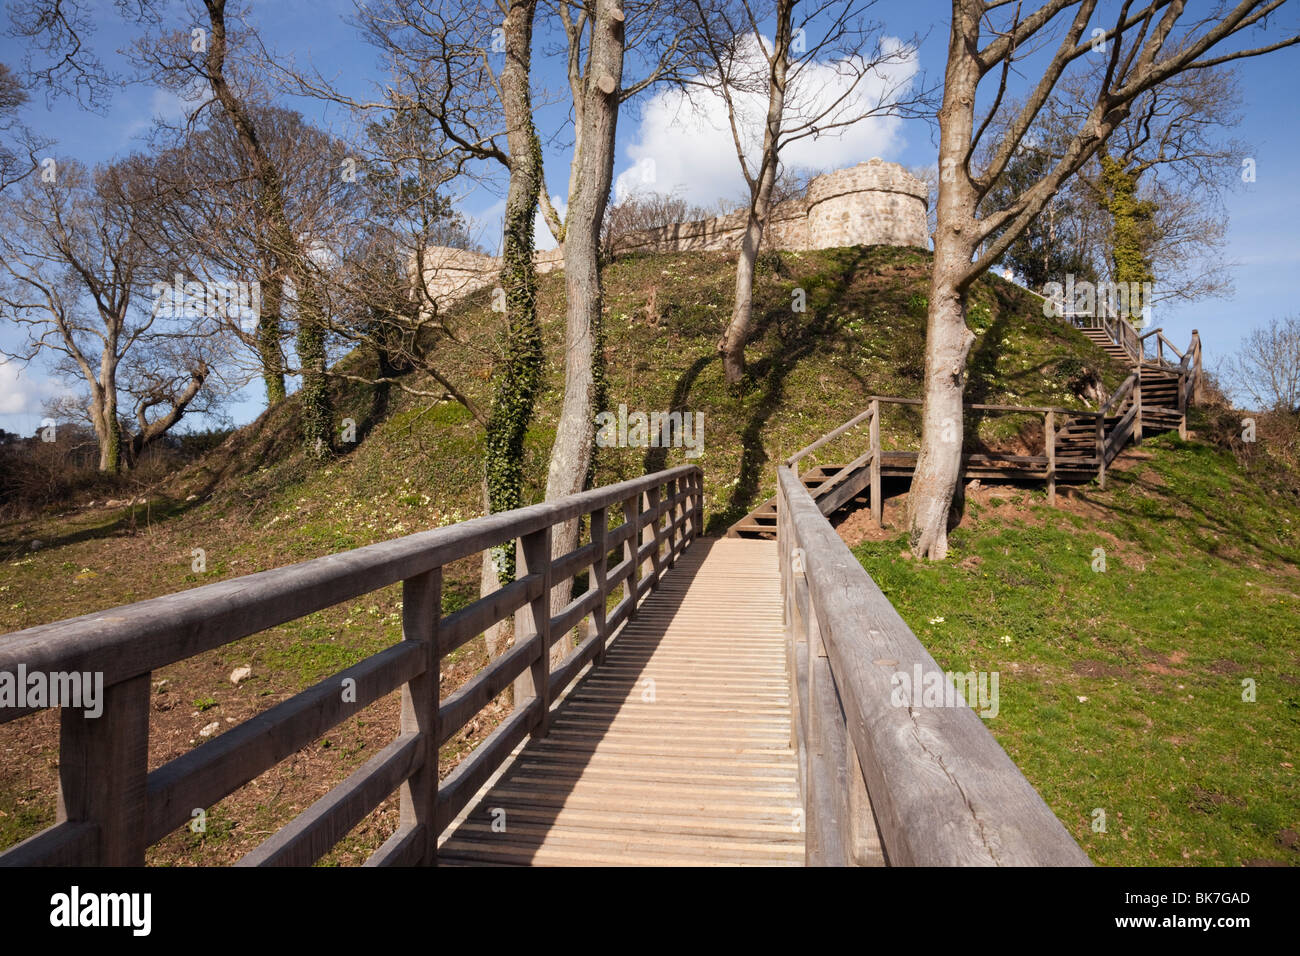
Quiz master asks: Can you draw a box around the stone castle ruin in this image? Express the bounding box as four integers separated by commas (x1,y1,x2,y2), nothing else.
416,158,929,309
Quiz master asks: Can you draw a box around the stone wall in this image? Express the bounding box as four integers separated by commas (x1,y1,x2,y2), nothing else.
417,158,928,305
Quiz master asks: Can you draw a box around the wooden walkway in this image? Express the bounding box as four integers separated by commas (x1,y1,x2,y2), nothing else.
438,538,805,866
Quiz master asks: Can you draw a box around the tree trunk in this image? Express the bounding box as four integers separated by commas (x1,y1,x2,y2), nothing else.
203,0,331,458
544,0,625,646
259,270,287,404
481,0,545,659
907,4,980,560
720,190,771,385
718,3,788,386
95,392,122,475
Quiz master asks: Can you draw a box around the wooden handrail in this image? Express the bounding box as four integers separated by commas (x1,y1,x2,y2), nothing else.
0,465,705,867
776,466,1090,866
1097,371,1138,418
787,406,875,470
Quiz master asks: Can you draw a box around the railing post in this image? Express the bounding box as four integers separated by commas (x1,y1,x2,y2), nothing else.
641,484,662,588
57,672,151,865
1095,410,1106,490
1045,411,1056,507
1178,367,1188,439
398,567,441,864
868,399,882,528
665,476,682,568
512,526,553,739
590,506,608,666
1134,367,1143,442
1192,330,1203,404
688,469,702,540
622,492,640,619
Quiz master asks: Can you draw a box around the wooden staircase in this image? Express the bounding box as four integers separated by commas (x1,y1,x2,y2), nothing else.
1080,325,1134,365
728,319,1203,539
729,462,873,537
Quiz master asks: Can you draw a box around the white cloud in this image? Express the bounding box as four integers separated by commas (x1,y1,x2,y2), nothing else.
614,33,919,209
0,360,72,418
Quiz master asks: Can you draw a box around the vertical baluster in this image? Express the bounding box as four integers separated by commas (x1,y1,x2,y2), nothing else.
590,506,608,666
512,527,553,738
1045,411,1056,507
622,492,640,620
398,567,441,864
57,672,151,865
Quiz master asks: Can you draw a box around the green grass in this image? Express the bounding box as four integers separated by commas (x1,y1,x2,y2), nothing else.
852,434,1300,865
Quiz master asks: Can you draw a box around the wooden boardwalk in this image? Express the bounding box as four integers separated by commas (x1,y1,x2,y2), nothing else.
438,538,805,866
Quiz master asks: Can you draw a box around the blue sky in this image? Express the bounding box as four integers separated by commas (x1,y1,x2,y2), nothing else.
1,0,1297,434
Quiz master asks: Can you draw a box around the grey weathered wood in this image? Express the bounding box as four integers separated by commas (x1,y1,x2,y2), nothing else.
0,464,703,867
0,465,700,711
805,655,851,867
550,587,603,640
399,568,440,864
621,493,641,621
0,821,96,867
1045,411,1056,506
846,736,886,866
511,527,553,738
590,506,609,664
238,732,422,867
145,641,422,844
778,466,1091,867
550,626,604,698
440,572,542,656
1095,410,1106,489
443,633,539,746
869,400,882,527
365,822,426,867
550,539,601,587
57,672,150,865
641,486,662,584
435,701,539,833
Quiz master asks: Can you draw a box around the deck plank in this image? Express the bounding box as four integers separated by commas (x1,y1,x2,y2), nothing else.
439,538,804,866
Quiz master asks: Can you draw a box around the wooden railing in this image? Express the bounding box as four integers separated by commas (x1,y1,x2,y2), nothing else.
787,396,1107,519
0,465,703,866
776,466,1090,865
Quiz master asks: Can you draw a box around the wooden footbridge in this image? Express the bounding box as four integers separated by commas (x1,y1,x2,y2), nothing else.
0,317,1198,868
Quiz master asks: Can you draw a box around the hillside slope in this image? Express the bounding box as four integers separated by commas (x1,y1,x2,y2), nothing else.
0,244,1159,863
848,425,1300,866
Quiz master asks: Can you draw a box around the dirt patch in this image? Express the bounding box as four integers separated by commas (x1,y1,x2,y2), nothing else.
833,494,905,547
1189,786,1246,812
1276,828,1300,852
1072,659,1128,678
1140,647,1192,676
1207,658,1245,675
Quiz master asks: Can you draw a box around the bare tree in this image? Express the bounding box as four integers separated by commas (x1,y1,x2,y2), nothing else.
124,0,337,458
137,104,359,406
680,0,928,384
1228,315,1300,413
0,159,222,473
909,0,1298,560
